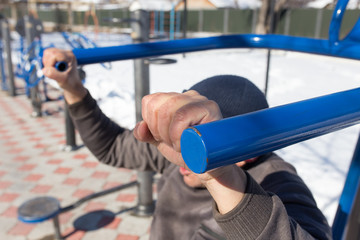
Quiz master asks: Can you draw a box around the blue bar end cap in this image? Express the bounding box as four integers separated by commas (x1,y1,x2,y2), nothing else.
181,127,208,174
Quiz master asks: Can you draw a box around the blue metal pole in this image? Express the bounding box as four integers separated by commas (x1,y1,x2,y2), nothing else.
180,87,360,173
332,133,360,239
0,41,7,91
170,5,175,40
329,0,349,45
69,34,360,67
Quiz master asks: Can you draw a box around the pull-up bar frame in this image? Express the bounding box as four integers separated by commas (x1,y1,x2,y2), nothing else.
52,0,360,239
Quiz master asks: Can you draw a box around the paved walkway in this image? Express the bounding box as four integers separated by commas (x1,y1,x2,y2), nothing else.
0,84,152,240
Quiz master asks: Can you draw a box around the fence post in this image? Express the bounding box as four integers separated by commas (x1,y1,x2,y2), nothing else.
1,19,16,96
131,9,155,217
24,15,42,117
251,9,258,34
223,8,229,34
284,9,291,35
198,10,203,33
314,9,323,39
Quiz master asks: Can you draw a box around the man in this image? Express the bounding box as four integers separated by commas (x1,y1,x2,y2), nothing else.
42,48,331,239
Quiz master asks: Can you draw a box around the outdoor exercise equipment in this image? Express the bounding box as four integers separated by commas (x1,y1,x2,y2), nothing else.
181,87,360,173
0,41,6,91
49,0,360,238
18,181,137,240
61,31,112,70
1,19,16,96
102,16,178,65
15,39,46,92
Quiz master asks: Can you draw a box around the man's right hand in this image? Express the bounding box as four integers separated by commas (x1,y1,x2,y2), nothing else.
42,48,87,104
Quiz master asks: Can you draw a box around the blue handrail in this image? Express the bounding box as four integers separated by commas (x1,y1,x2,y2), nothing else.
181,87,360,174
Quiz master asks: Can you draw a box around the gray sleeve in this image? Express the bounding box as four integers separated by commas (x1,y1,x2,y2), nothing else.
68,91,170,173
213,172,332,240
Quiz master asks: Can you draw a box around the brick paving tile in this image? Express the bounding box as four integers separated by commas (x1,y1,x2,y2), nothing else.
73,153,89,160
0,193,20,202
12,156,30,162
0,181,12,189
59,211,74,225
106,217,122,230
82,162,98,168
0,91,152,240
7,148,24,154
47,159,63,165
18,164,36,171
0,171,7,178
103,182,124,190
39,151,56,157
91,171,110,179
116,193,137,203
73,189,94,199
62,228,86,240
54,167,72,174
84,202,107,212
31,184,52,194
1,205,18,218
63,177,83,185
24,174,43,182
116,234,140,240
8,222,36,236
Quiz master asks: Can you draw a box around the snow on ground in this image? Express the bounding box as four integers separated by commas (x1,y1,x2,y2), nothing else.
40,31,360,224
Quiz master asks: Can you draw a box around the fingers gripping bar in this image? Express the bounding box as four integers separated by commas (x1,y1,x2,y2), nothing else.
180,87,360,173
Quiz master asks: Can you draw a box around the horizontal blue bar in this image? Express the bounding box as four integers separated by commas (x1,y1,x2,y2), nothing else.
181,87,360,173
72,34,360,66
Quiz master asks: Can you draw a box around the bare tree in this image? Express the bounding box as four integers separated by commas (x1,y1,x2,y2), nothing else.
255,0,315,34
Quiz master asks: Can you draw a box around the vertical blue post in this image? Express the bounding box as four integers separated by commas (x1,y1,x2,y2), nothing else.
154,11,158,35
160,10,164,37
332,133,360,239
170,5,175,40
0,40,7,91
176,10,181,38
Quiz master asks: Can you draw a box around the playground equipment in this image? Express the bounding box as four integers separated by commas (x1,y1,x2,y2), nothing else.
39,0,360,238
18,181,137,240
1,19,16,96
61,31,112,70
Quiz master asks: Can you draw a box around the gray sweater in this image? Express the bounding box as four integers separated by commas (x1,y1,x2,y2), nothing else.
69,92,332,240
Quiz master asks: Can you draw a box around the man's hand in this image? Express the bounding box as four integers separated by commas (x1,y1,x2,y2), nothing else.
42,48,87,104
134,90,247,214
134,90,222,168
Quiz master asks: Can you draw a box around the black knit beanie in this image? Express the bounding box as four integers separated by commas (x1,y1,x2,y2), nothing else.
189,75,269,118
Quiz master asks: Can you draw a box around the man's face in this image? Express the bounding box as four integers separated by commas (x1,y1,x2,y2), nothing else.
179,167,204,188
179,161,248,188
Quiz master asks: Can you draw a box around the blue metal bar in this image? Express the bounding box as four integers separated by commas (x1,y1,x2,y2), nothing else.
0,41,7,91
180,87,360,173
71,34,360,67
332,134,360,239
329,0,349,44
